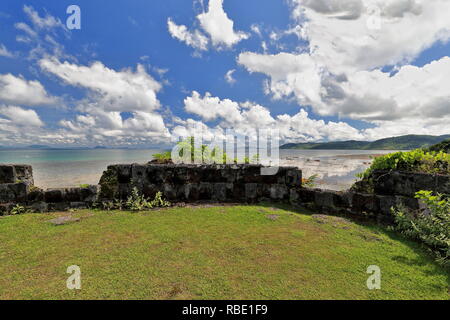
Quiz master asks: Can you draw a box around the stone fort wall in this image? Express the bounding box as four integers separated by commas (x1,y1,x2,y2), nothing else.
1,164,448,223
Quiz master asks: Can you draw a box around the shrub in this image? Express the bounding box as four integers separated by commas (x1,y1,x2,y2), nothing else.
126,187,151,211
356,149,450,180
425,139,450,153
11,204,27,215
152,151,172,161
149,192,171,208
353,149,450,193
160,137,260,165
391,191,450,267
125,187,171,211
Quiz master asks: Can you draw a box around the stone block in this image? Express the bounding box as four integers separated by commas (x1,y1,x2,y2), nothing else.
14,165,34,185
213,183,230,201
395,196,420,211
117,165,132,183
0,184,16,202
245,183,258,200
180,183,199,202
0,165,16,184
80,185,98,202
48,202,70,211
199,183,214,200
314,190,333,208
285,169,302,187
30,201,48,213
297,188,317,204
377,195,396,216
131,164,147,184
64,188,83,202
0,183,29,203
351,193,378,213
141,183,157,199
162,184,178,201
289,189,300,204
27,189,45,202
70,202,88,209
373,170,450,197
45,189,65,203
270,184,288,200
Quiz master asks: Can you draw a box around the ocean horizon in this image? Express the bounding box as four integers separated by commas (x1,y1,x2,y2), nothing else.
0,148,397,190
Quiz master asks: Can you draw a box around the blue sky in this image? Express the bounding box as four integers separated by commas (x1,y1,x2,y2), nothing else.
0,0,449,147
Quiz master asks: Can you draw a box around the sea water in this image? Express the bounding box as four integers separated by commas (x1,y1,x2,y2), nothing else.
0,149,398,190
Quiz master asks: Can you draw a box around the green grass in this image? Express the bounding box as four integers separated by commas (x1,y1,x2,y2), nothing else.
0,205,448,300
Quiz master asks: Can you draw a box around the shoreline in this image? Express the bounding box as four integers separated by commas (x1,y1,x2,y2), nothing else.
26,152,385,190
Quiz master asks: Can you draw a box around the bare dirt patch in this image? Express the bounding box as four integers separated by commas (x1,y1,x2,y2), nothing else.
312,214,352,229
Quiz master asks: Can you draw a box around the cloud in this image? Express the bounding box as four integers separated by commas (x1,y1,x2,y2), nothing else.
292,0,450,72
39,59,162,112
383,0,422,18
197,0,249,48
23,5,65,31
224,69,236,84
167,18,209,51
0,44,14,58
0,105,44,127
182,91,364,142
236,0,450,139
300,0,364,20
39,59,171,145
15,6,72,62
238,52,322,106
14,22,38,41
167,0,249,51
185,91,243,123
0,73,56,106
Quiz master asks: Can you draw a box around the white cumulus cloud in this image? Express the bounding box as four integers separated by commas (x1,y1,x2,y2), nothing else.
0,73,56,106
0,105,44,127
197,0,249,48
168,0,249,51
236,0,450,140
167,18,209,51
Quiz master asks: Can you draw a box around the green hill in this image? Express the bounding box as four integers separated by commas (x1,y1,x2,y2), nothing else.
281,135,450,150
425,139,450,153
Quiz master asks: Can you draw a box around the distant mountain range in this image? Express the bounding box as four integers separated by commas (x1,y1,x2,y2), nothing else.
281,135,450,150
1,135,449,151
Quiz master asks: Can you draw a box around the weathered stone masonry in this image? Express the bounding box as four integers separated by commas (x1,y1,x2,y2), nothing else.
1,163,448,223
98,164,302,203
0,164,98,214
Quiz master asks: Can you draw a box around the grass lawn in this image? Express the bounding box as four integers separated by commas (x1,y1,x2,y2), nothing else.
0,205,448,300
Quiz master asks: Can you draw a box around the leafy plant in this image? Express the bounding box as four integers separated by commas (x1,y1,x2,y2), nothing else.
302,174,319,188
11,204,27,215
79,184,90,188
29,185,42,193
353,149,450,194
125,187,171,211
126,187,151,211
152,151,172,162
149,192,171,208
169,137,261,165
356,149,450,180
391,191,450,267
